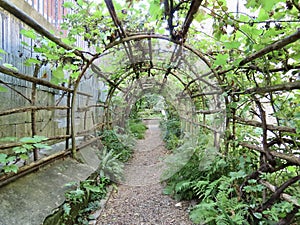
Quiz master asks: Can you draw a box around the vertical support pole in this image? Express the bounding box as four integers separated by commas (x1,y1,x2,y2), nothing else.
31,64,40,161
65,79,71,150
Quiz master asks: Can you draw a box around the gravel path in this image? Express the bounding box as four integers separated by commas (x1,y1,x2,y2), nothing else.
96,119,195,225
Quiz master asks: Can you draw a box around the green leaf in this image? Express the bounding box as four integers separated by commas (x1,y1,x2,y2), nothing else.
19,135,48,143
195,12,205,22
63,203,71,215
233,58,243,67
20,29,37,40
13,146,28,154
214,54,229,66
21,41,30,47
0,153,7,163
63,1,75,8
19,154,29,160
33,135,48,142
0,48,6,54
3,63,18,71
44,52,60,60
23,144,34,150
77,0,84,6
62,38,75,46
114,2,122,11
286,166,296,173
229,170,246,179
70,71,80,79
96,46,102,53
224,41,241,49
0,85,8,92
19,137,36,143
52,66,65,81
253,212,262,219
257,8,269,21
149,0,162,19
261,0,280,11
4,164,18,173
83,184,103,193
24,58,41,66
0,137,17,142
6,156,16,163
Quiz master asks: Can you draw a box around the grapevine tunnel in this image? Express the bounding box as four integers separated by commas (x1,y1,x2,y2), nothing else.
0,0,299,224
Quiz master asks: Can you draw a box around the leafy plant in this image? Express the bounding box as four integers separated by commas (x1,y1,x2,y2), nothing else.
160,117,182,150
128,118,147,139
0,136,50,174
99,129,133,162
98,147,124,183
61,177,109,224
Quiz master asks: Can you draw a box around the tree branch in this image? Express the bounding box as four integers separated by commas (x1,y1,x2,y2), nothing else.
292,0,300,12
258,175,300,211
235,116,297,133
0,79,32,103
239,29,300,66
276,206,300,225
239,142,300,165
259,180,300,207
238,81,300,95
0,65,73,93
180,0,203,40
241,64,300,74
0,106,68,116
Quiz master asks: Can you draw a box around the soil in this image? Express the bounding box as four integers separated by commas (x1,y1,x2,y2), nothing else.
96,119,195,225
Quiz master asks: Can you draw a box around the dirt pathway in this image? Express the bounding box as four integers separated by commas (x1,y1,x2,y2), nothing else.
96,119,195,225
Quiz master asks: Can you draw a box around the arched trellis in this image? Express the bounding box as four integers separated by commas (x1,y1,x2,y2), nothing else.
0,0,297,163
0,1,300,221
91,37,224,148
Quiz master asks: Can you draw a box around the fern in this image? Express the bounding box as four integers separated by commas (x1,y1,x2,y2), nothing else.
190,200,218,224
98,147,124,183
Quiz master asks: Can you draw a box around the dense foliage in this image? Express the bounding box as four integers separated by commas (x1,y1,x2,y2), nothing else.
1,0,300,224
127,119,148,139
98,129,134,162
160,105,182,150
163,124,300,224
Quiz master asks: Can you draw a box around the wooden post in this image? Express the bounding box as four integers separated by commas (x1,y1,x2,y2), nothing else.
31,64,40,161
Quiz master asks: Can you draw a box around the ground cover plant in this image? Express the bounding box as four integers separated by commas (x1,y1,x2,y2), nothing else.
128,118,148,139
98,129,134,162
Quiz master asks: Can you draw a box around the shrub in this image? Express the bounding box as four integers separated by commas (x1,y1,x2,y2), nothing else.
128,119,147,139
99,129,133,162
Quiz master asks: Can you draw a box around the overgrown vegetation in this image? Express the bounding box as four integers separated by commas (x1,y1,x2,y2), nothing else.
44,174,110,225
98,146,124,183
62,177,109,225
98,129,135,162
160,104,182,150
162,111,300,224
128,119,147,139
130,94,165,120
1,0,300,223
163,125,300,224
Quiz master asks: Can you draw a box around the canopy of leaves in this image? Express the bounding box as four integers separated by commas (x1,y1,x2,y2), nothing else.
1,0,300,223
